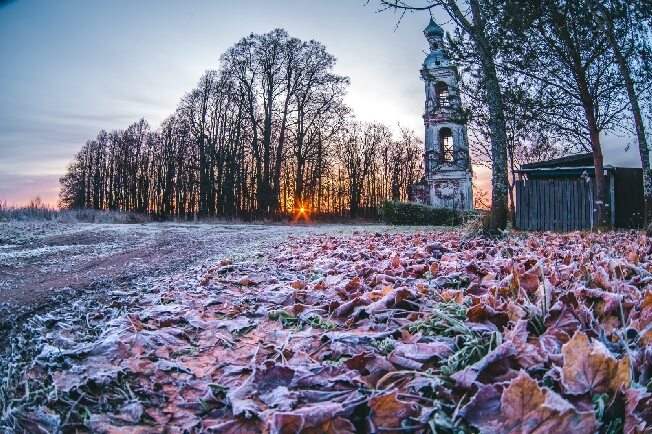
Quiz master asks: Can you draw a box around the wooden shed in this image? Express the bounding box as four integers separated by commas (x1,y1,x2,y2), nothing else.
514,153,644,231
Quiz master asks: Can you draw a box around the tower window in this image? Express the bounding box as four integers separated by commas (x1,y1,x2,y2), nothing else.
436,82,449,107
439,128,454,162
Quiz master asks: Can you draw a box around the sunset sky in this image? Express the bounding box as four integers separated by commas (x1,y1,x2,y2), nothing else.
0,0,639,206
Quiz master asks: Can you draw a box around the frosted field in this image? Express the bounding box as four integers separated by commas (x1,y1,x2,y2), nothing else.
0,221,426,342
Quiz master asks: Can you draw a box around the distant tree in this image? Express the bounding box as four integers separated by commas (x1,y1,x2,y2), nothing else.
337,122,391,218
287,39,350,212
59,160,85,209
390,127,423,201
59,29,424,220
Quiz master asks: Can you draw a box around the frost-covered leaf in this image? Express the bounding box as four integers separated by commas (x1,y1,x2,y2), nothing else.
462,371,597,434
368,390,418,429
561,331,630,396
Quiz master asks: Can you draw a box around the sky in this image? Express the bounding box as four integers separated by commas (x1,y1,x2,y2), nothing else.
0,0,641,206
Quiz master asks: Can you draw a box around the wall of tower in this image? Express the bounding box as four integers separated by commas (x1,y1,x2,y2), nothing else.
428,176,473,209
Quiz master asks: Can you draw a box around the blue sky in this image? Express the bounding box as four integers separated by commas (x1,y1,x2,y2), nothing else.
0,0,638,205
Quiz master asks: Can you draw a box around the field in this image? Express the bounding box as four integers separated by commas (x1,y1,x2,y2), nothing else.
0,221,308,344
0,222,650,433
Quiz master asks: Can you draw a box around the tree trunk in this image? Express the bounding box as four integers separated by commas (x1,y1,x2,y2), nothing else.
476,46,509,232
508,140,517,227
578,78,609,228
597,10,651,228
295,157,305,210
349,187,360,219
468,0,509,233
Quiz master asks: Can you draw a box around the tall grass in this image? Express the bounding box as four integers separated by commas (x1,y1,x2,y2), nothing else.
0,198,150,223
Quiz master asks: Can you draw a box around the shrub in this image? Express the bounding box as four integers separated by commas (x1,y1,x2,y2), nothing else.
378,200,465,226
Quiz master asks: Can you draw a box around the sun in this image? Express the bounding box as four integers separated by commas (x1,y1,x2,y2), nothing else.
293,205,310,222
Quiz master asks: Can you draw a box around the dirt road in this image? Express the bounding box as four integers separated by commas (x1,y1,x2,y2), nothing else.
0,222,306,344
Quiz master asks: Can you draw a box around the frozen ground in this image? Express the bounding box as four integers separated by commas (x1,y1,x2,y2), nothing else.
0,222,271,344
1,223,649,433
0,221,424,344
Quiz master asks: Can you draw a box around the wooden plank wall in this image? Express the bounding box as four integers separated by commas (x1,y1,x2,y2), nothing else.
614,168,644,229
515,179,594,231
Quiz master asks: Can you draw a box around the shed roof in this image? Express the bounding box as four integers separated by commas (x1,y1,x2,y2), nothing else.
521,153,594,170
514,165,615,177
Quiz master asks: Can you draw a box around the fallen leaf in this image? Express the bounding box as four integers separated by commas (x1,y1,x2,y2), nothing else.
452,342,519,389
624,388,652,434
561,331,630,396
505,319,547,369
388,342,452,370
368,390,418,429
519,273,539,293
266,402,347,434
462,371,597,434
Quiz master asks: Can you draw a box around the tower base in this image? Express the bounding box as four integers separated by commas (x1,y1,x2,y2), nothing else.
427,173,473,210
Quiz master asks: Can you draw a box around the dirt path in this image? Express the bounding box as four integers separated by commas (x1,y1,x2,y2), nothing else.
0,222,303,344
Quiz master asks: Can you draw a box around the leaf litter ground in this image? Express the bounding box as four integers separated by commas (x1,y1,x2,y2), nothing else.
1,229,651,433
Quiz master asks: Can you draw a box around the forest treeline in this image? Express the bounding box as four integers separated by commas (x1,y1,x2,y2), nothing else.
59,30,423,220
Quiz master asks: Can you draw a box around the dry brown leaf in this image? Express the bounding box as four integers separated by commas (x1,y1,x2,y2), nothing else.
624,388,652,434
561,331,630,396
266,402,347,434
452,342,519,389
592,267,612,291
301,417,355,434
387,342,453,370
368,390,418,429
462,371,597,434
237,275,251,286
505,319,547,369
519,273,539,293
205,418,262,433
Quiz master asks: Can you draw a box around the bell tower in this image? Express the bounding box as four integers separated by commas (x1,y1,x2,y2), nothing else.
421,19,473,209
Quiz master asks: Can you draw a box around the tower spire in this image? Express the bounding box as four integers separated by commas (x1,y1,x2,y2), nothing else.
424,18,445,40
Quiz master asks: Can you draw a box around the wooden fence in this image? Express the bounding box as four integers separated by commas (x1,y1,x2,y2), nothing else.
515,179,595,231
614,168,644,229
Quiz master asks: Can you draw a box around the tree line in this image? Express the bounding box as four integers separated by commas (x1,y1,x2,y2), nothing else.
59,30,423,220
379,0,652,232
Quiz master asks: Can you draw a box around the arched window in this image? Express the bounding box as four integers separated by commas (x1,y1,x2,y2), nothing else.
436,82,449,107
439,128,454,162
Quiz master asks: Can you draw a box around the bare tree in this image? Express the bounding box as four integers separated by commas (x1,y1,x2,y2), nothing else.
592,0,652,227
337,122,390,218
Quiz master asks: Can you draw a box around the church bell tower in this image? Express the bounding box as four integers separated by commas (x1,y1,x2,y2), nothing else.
421,19,473,209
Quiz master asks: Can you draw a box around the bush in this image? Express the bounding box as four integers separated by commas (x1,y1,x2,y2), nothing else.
57,209,151,224
378,200,465,226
